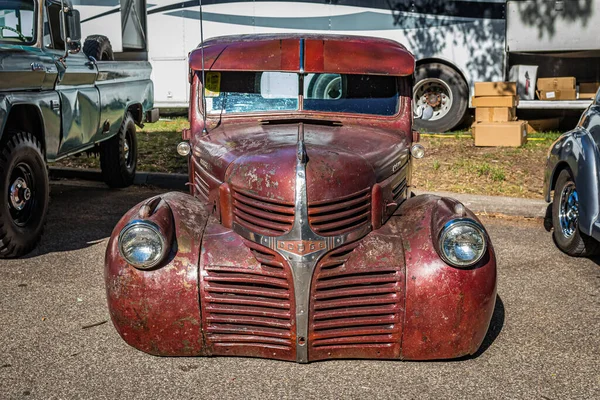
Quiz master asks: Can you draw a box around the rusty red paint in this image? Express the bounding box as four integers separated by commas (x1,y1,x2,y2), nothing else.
199,221,297,361
189,34,415,76
105,34,497,362
105,192,209,356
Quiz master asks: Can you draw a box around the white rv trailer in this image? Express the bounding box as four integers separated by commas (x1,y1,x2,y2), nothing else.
76,0,600,132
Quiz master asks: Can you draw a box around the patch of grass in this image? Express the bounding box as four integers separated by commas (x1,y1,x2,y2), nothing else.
432,160,440,171
490,167,506,182
413,131,558,198
476,162,491,177
140,117,189,133
55,117,189,174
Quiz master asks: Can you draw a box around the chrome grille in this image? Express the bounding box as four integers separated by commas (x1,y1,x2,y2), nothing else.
309,242,402,360
232,188,295,236
308,188,371,236
202,242,295,359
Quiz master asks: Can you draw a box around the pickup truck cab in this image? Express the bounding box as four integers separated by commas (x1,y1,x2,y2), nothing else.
0,0,157,258
104,34,497,363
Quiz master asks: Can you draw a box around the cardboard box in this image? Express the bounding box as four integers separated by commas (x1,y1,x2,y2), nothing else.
579,82,600,99
537,89,577,100
472,96,519,108
509,65,538,100
527,118,560,134
473,121,528,147
537,77,576,91
474,82,517,97
475,107,516,122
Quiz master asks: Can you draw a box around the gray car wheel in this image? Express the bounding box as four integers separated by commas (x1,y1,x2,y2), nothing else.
551,170,598,256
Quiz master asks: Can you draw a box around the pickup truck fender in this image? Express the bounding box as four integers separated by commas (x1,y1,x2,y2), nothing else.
392,194,497,359
0,92,61,159
105,192,210,356
95,61,154,141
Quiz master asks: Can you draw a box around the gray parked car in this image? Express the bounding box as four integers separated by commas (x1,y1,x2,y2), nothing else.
544,89,600,256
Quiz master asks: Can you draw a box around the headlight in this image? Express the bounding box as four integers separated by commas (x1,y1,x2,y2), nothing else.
410,143,425,159
439,219,487,267
118,220,168,269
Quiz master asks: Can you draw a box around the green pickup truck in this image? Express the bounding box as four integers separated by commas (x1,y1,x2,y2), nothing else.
0,0,158,258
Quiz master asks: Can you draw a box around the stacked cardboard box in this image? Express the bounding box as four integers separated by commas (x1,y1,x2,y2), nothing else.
526,118,560,134
537,77,576,100
579,82,600,100
472,82,527,147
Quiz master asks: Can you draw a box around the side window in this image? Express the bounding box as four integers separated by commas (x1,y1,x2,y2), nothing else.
44,2,63,50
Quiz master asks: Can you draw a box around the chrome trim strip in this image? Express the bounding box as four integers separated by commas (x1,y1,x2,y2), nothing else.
299,38,305,73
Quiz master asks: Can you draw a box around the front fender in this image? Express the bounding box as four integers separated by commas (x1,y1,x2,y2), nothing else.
392,195,497,360
105,192,209,356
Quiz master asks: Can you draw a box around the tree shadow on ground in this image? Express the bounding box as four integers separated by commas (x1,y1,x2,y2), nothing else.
21,182,167,258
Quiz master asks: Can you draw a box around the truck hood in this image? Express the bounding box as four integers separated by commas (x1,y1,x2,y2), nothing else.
194,121,410,204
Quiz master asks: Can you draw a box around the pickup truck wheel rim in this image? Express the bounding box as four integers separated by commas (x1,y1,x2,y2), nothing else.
413,78,453,122
558,182,579,239
124,132,133,169
8,163,35,226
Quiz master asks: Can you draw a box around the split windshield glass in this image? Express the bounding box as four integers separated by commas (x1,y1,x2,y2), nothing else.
0,0,36,45
204,71,399,116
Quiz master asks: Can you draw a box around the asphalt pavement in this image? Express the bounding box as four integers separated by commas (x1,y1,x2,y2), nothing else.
0,181,598,400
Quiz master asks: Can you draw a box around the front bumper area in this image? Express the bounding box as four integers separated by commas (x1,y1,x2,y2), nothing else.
105,193,497,362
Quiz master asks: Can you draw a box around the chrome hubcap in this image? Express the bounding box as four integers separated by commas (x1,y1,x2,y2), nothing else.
124,132,133,169
414,78,453,122
559,183,579,238
124,140,130,162
9,177,31,211
7,163,36,227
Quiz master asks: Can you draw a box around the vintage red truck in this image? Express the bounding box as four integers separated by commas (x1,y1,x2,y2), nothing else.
104,34,497,363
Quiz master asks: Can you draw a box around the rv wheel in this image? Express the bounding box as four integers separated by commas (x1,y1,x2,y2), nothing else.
413,63,468,133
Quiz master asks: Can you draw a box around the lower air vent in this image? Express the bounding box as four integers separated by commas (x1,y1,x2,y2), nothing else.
308,188,371,236
232,188,295,236
202,241,296,360
309,242,402,360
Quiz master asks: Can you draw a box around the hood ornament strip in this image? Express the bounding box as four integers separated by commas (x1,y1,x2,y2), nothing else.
232,123,371,362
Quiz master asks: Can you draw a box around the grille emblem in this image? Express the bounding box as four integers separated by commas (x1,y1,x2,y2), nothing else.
277,239,327,256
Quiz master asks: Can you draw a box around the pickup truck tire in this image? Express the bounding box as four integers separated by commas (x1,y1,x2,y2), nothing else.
100,113,137,188
83,35,114,61
413,63,469,133
0,130,49,258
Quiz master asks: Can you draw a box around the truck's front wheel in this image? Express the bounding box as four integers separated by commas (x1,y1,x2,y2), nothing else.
100,113,137,188
0,131,49,258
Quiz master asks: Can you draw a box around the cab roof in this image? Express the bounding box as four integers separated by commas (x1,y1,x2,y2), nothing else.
189,34,415,76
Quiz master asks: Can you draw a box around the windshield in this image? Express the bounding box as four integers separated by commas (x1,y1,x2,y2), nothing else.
203,71,399,116
0,0,36,45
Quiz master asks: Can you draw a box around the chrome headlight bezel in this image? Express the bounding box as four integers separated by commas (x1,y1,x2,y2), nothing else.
438,218,488,268
118,219,168,270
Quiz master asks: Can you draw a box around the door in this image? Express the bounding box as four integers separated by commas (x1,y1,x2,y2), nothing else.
44,1,101,156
